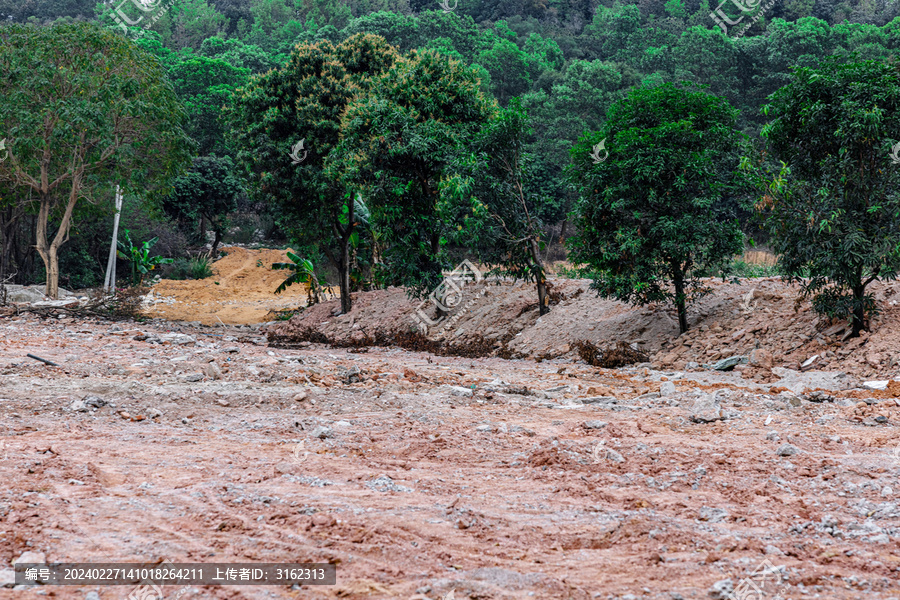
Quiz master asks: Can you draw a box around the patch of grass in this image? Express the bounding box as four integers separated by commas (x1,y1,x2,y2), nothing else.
720,259,781,279
189,256,213,279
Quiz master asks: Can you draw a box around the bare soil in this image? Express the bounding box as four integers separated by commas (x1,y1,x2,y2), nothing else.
144,247,313,325
1,273,900,600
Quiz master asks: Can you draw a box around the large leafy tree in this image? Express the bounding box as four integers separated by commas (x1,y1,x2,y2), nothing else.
0,22,193,298
331,48,497,297
164,155,244,255
453,98,552,314
569,83,747,334
225,33,399,313
749,58,900,337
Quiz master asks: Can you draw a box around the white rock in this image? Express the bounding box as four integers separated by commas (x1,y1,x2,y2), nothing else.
863,380,890,390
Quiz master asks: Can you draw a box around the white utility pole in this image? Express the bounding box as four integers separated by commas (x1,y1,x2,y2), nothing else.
103,185,123,293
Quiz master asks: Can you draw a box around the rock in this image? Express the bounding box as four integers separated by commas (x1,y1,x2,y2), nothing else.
5,285,47,303
293,390,309,402
159,333,196,345
749,348,774,369
312,426,333,439
216,398,230,407
0,568,14,588
333,420,351,428
222,347,240,353
804,391,834,403
766,431,779,441
12,551,46,565
83,396,106,408
69,399,89,412
776,444,799,456
708,579,733,599
205,362,222,380
340,365,361,384
685,361,700,369
690,394,723,423
475,424,493,432
863,380,890,390
882,486,893,497
712,356,748,371
582,420,608,430
85,593,101,600
367,474,411,492
800,355,820,371
787,396,802,407
183,373,203,383
147,408,162,419
605,449,625,463
659,381,676,396
448,386,474,397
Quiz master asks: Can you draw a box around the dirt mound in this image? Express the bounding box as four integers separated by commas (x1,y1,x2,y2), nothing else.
143,246,313,325
265,277,900,379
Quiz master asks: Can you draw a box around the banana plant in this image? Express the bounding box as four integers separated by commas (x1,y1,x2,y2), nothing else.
116,229,174,287
272,251,323,305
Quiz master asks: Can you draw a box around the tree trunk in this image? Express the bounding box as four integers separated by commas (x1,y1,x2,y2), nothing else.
528,236,549,315
851,284,866,337
210,228,222,257
333,198,354,315
673,268,688,334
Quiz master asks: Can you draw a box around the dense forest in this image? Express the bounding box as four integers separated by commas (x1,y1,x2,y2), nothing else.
1,0,900,334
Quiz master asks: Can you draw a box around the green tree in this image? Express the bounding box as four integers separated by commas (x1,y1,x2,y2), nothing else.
331,48,496,297
225,33,399,313
454,98,552,313
568,83,747,334
166,54,250,155
749,58,900,337
164,155,244,255
0,22,193,298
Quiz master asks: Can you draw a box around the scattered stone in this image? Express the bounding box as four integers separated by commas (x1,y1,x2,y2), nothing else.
580,396,617,404
333,420,351,428
222,347,240,353
863,380,890,391
582,420,608,430
158,333,196,345
475,423,493,432
216,398,230,407
659,381,676,396
293,390,309,402
882,486,893,497
69,399,89,412
147,408,162,419
776,444,799,456
749,348,774,369
509,425,536,436
448,386,474,397
85,593,101,600
83,396,106,408
804,391,834,403
709,579,734,599
605,448,625,463
800,355,820,371
183,373,203,383
205,362,222,380
690,394,723,423
0,568,14,588
766,431,779,441
312,426,333,439
875,415,888,423
12,551,46,565
787,396,802,407
367,474,411,493
712,356,748,371
340,365,361,384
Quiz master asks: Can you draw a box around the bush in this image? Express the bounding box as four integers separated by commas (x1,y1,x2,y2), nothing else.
189,256,214,279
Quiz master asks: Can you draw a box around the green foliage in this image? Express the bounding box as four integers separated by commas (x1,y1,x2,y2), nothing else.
164,155,244,253
568,83,748,333
189,255,214,279
225,33,399,312
749,58,900,336
272,251,323,305
331,48,497,298
116,229,175,286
